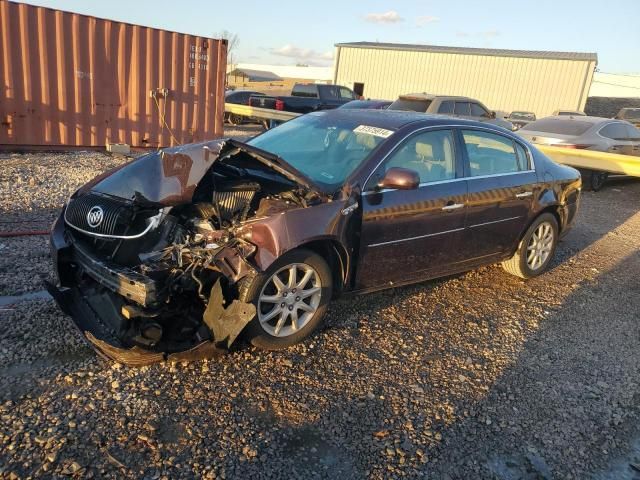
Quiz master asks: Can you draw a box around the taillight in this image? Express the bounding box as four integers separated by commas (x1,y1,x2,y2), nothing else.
275,99,284,111
555,144,592,149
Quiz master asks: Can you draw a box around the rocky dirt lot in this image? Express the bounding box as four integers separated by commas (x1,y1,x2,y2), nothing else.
1,128,639,479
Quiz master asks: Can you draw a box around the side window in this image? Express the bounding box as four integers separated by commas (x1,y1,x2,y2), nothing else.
462,130,521,176
292,84,318,97
380,130,457,185
600,123,630,140
514,142,531,170
339,87,355,99
626,124,640,140
438,101,454,114
470,103,489,118
454,102,470,116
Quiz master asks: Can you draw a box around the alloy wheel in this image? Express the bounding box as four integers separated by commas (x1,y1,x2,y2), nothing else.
257,263,322,338
526,222,554,270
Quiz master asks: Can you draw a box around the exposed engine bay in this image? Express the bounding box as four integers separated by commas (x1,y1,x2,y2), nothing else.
49,139,328,365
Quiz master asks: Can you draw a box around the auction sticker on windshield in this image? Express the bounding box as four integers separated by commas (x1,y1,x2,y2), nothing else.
353,125,394,138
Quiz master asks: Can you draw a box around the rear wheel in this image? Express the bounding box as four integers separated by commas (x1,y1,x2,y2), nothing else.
226,113,243,126
580,169,608,192
502,213,559,279
239,249,332,350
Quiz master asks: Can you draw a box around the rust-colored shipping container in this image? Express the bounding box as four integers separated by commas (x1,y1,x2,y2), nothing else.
0,0,227,150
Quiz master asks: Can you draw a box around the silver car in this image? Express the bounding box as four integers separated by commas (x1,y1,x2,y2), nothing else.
388,93,514,130
518,115,640,191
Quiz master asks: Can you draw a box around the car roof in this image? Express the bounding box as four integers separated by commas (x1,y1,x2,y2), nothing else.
398,93,476,101
309,109,511,132
343,99,389,105
541,115,617,124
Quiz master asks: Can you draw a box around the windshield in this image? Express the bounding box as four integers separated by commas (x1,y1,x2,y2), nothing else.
247,114,392,191
520,118,593,136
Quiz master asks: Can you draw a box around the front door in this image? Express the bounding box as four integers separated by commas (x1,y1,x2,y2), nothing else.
458,128,538,260
355,128,467,290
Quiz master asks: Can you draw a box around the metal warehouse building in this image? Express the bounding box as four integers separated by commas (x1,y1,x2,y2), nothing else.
333,42,597,118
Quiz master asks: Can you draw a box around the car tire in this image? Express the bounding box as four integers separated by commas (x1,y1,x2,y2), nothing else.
228,114,242,126
502,213,559,279
238,249,333,350
590,171,608,191
580,169,608,192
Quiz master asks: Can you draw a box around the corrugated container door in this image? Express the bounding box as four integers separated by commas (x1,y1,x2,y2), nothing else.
0,0,227,149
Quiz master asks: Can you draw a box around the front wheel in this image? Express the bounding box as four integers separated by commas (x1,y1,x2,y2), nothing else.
502,213,559,279
238,249,333,350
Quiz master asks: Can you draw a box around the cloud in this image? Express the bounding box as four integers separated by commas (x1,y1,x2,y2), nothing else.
364,10,403,24
456,30,500,39
416,15,439,27
271,44,334,66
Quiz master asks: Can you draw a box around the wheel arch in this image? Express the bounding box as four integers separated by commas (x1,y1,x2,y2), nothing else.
534,188,563,232
510,195,563,257
292,239,349,297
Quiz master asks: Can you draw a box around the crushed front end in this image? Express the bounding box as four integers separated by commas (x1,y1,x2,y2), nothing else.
47,139,322,365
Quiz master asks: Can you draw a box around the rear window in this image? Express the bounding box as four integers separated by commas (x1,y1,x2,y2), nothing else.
520,118,593,136
621,109,640,121
291,84,319,98
388,98,432,112
509,112,536,121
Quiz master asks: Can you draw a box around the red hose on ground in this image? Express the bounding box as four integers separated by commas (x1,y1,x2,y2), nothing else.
0,230,49,238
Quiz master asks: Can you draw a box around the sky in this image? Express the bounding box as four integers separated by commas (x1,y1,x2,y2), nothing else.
16,0,640,73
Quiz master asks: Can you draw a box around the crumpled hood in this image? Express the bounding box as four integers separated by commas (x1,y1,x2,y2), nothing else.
76,138,321,206
77,139,226,206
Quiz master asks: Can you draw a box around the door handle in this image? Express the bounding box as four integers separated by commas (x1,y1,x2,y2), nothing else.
442,203,464,211
515,191,533,199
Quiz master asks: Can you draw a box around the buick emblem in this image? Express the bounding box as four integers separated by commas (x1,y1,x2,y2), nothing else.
87,206,104,228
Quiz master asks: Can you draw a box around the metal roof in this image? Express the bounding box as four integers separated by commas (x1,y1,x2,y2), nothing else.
335,42,597,62
227,68,283,82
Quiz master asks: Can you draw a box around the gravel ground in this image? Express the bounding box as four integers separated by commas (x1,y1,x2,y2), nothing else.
1,130,639,479
0,125,262,296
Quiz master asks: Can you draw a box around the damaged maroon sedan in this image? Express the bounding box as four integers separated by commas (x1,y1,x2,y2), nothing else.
48,110,581,365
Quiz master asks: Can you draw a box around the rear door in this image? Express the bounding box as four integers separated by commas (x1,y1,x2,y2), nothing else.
625,124,640,157
599,122,637,155
355,128,467,289
459,128,538,260
454,102,471,119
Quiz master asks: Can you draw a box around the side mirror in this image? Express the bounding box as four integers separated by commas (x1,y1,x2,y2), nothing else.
377,167,420,191
489,111,497,119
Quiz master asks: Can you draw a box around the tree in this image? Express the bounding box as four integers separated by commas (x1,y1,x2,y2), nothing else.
217,30,239,72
